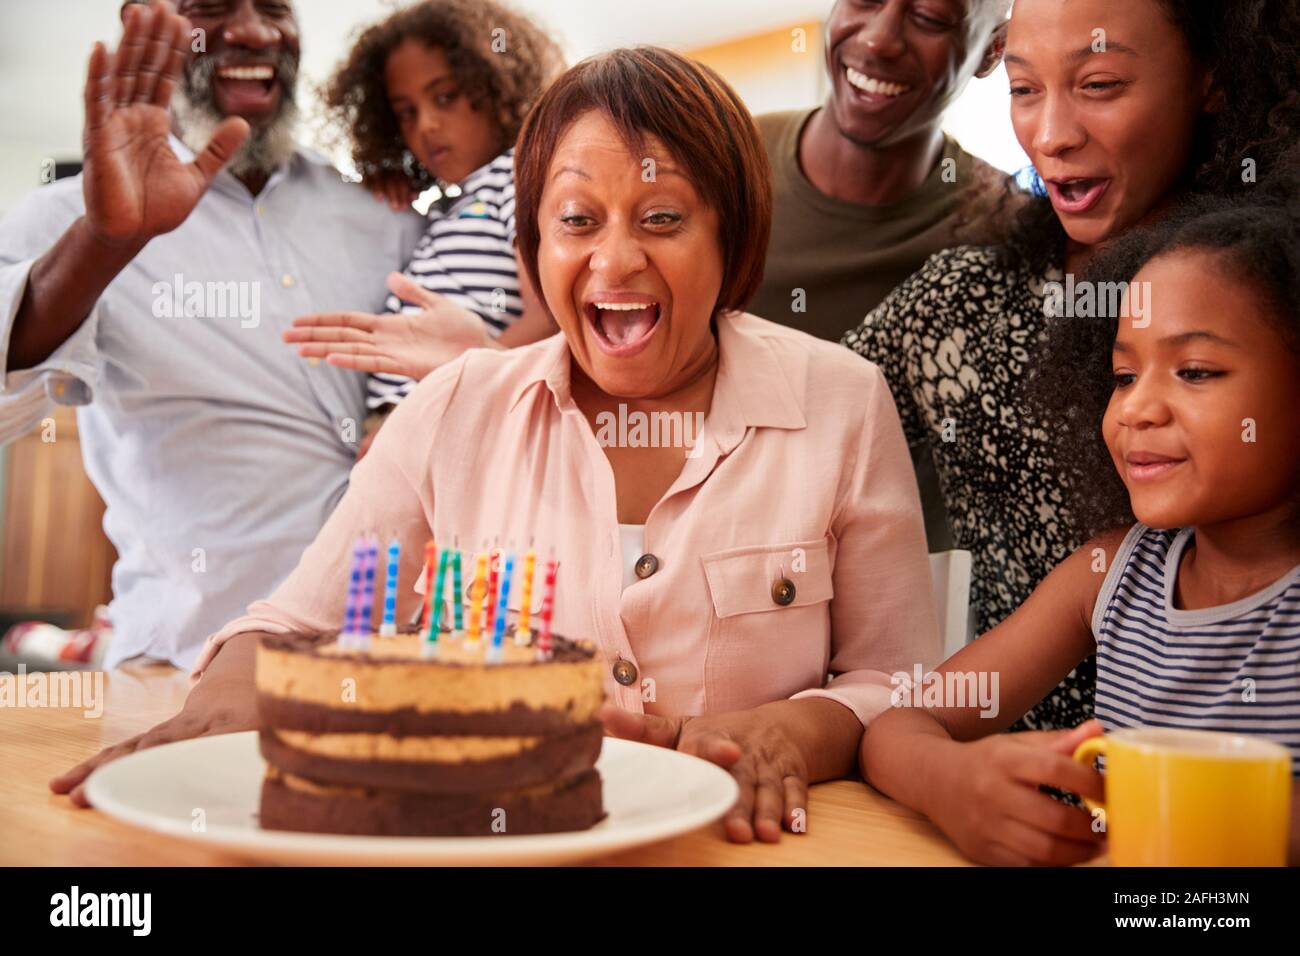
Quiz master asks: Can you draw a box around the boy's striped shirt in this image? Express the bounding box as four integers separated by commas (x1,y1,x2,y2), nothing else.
367,149,521,409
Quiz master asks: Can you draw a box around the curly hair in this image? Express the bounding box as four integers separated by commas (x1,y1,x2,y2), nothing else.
321,0,564,190
996,0,1300,274
1025,160,1300,539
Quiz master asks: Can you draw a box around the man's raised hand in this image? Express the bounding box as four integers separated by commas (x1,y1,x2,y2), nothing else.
82,0,249,245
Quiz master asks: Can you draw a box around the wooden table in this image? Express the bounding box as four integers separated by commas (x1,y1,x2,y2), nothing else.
0,663,974,866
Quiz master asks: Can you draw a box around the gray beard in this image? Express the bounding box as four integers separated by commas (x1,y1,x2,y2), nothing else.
171,57,300,180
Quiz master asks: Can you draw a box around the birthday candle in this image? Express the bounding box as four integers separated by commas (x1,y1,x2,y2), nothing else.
485,548,501,631
466,552,488,645
430,548,450,639
342,538,366,648
491,553,515,653
537,559,558,658
514,549,536,645
380,537,400,637
357,538,378,649
452,549,464,632
420,541,436,632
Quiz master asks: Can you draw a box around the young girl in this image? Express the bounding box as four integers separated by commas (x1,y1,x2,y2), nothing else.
860,183,1300,866
287,0,563,417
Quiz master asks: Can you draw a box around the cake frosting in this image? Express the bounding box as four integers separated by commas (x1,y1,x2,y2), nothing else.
256,629,607,836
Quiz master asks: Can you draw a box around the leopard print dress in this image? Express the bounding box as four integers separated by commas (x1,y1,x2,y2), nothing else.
843,244,1094,731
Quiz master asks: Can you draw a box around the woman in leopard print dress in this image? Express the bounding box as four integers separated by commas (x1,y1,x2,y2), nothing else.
844,248,1087,730
842,0,1300,731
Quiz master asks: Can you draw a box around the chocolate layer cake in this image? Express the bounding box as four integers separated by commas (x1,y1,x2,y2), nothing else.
256,631,607,836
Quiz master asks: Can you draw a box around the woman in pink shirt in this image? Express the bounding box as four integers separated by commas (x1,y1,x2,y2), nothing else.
54,47,940,843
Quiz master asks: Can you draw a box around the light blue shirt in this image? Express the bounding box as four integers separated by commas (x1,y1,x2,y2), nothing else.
0,138,423,668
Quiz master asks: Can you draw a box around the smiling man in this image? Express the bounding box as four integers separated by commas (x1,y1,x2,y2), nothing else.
0,0,421,669
751,0,1016,333
749,0,1018,550
169,0,300,194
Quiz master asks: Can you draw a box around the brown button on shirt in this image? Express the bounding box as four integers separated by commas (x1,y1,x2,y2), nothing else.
196,313,942,726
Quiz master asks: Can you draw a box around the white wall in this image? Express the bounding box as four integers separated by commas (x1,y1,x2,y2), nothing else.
944,62,1028,175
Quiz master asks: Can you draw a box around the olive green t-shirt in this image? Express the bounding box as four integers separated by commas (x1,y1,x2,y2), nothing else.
750,108,1017,553
749,107,1015,340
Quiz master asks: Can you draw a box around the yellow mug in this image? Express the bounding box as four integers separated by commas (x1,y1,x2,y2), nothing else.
1072,727,1292,867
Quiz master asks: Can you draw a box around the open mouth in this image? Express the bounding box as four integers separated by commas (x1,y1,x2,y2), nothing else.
844,65,912,102
1045,177,1111,214
214,64,278,112
584,300,662,358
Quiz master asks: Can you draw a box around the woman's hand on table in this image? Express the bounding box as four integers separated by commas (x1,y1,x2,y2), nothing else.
49,634,261,808
283,273,497,380
921,721,1107,866
599,702,832,844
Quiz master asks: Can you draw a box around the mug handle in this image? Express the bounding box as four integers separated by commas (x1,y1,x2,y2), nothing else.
1071,736,1107,814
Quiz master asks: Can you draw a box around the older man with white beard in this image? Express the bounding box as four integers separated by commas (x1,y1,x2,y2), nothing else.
0,0,422,669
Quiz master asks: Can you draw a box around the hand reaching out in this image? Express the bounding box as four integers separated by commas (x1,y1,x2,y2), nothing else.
49,633,264,809
82,0,249,246
284,273,496,380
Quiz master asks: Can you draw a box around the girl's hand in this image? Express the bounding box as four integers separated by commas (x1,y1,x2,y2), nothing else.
364,170,419,212
924,721,1107,866
48,670,259,808
283,273,493,381
599,703,811,843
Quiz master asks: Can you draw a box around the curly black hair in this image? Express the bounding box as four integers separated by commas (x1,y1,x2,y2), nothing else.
1025,160,1300,539
995,0,1300,274
321,0,564,191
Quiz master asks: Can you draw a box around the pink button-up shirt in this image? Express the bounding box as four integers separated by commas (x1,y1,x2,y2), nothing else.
193,312,941,725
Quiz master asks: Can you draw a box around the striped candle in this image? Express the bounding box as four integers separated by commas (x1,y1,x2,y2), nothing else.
514,549,536,645
357,538,378,649
485,549,501,631
341,538,367,649
490,553,515,656
466,552,488,645
420,541,436,632
537,559,558,659
379,537,400,637
451,549,464,632
429,547,450,639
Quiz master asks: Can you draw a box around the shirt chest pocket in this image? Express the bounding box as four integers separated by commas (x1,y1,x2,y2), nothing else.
701,539,834,618
700,539,836,713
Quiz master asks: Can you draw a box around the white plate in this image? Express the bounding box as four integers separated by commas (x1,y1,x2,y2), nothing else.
85,732,738,865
